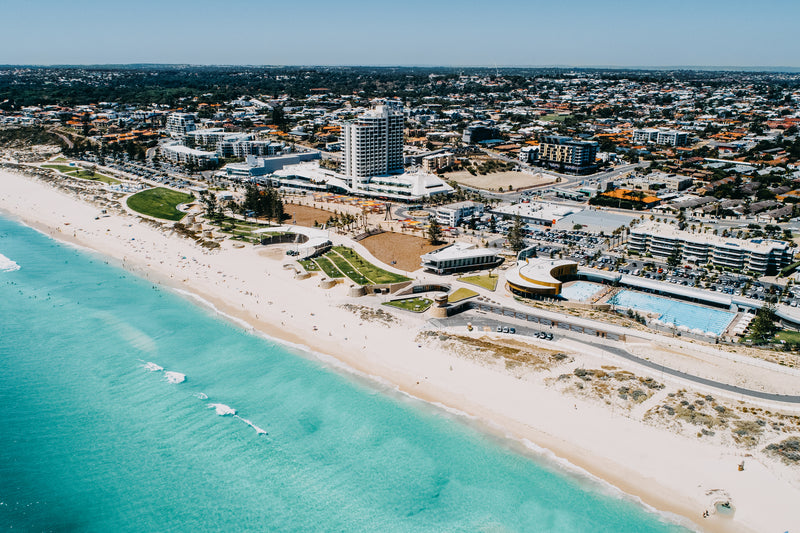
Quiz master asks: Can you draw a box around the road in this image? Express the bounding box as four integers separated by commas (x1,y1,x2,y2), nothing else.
432,312,800,404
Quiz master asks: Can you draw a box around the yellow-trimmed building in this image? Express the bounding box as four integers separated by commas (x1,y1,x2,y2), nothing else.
505,258,578,297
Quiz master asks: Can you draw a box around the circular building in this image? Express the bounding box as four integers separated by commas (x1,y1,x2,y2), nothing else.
505,258,578,298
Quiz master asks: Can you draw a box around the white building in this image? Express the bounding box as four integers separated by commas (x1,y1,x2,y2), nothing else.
435,201,484,227
160,143,217,167
491,202,582,227
341,102,404,188
421,152,454,173
632,128,689,147
628,221,793,275
420,243,503,275
271,162,452,201
166,113,196,139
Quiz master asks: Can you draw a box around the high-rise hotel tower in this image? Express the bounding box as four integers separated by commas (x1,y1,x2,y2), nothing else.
341,101,404,187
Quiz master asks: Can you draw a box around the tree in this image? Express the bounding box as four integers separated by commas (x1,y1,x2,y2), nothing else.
488,215,497,233
667,247,681,267
750,298,778,342
427,216,443,245
200,191,222,223
507,215,526,254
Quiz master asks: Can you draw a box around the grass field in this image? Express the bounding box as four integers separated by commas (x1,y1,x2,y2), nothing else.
448,287,479,303
314,256,344,278
43,164,119,184
42,164,78,173
330,246,410,284
298,259,320,272
384,297,433,313
302,246,411,285
541,113,569,122
216,216,275,244
775,330,800,344
459,274,499,291
126,187,194,221
327,250,371,285
70,170,119,184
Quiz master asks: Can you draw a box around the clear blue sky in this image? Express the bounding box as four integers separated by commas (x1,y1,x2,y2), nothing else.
2,0,798,67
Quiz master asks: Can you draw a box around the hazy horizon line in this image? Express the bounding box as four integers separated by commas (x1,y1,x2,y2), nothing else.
3,63,800,73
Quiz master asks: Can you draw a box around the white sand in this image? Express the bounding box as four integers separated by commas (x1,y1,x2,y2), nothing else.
1,168,799,533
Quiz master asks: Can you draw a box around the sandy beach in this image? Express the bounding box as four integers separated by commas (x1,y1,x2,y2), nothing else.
2,166,799,533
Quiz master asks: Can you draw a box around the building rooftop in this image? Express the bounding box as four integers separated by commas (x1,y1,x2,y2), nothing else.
630,221,790,253
421,243,499,262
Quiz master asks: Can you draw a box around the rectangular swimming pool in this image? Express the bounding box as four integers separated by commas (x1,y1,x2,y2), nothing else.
560,281,604,302
608,290,735,336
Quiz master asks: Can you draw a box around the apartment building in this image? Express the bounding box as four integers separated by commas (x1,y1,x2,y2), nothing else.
627,222,793,274
462,123,501,144
160,143,217,168
435,201,484,226
165,113,196,138
538,135,598,174
632,129,689,147
341,102,404,188
421,152,454,173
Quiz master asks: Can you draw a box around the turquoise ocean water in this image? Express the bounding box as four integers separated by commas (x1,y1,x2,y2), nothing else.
0,214,689,532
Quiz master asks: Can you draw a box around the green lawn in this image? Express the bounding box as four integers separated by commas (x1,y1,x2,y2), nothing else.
459,274,499,291
327,250,372,285
775,330,800,344
331,246,410,285
448,287,479,303
126,187,194,221
384,297,433,313
299,259,320,272
69,170,119,184
314,256,344,278
43,164,119,184
42,164,79,173
541,113,569,122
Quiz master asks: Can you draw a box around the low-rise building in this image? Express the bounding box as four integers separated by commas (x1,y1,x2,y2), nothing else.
435,201,484,226
627,222,793,274
421,152,454,173
271,161,453,201
420,243,503,275
632,128,690,147
505,258,578,297
491,202,582,227
160,143,217,167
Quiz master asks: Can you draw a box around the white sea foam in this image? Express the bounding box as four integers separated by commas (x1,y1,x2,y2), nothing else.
208,403,236,416
164,371,185,384
235,415,267,435
194,392,208,400
0,253,20,272
169,275,691,529
142,362,163,372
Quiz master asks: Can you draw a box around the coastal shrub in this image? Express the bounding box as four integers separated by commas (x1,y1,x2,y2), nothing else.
764,438,800,464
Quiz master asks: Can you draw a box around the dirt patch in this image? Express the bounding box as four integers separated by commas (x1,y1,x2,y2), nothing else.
283,203,336,227
443,170,554,192
360,231,445,272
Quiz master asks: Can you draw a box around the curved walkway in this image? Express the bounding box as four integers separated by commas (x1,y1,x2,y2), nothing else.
432,314,800,405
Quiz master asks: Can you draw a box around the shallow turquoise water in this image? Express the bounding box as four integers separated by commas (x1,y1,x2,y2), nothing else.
561,281,604,302
609,290,734,335
0,215,689,532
